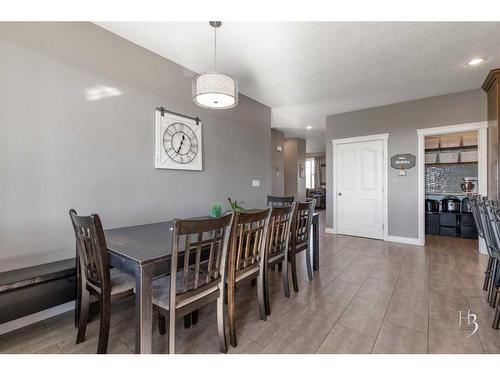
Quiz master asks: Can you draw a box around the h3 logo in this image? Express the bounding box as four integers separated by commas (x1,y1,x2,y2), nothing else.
458,309,478,337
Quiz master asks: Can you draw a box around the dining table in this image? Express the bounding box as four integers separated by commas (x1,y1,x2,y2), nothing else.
99,212,320,354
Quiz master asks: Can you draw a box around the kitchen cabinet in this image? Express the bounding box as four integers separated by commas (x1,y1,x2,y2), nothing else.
482,68,500,199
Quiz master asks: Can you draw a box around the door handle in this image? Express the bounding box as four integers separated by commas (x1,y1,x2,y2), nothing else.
338,192,342,196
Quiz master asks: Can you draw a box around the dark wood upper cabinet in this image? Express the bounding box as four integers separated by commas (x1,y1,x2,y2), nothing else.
482,68,500,199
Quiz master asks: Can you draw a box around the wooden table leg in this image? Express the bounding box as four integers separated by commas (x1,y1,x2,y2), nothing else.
135,265,153,354
192,310,199,325
184,314,192,328
312,214,319,271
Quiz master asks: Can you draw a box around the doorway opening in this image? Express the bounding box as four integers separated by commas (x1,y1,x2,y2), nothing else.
417,122,488,253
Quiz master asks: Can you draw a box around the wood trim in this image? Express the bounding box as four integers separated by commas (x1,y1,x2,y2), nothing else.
386,236,422,246
417,122,487,136
482,68,500,93
331,133,389,145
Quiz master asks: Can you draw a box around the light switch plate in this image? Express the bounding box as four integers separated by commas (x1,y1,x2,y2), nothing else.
252,179,260,187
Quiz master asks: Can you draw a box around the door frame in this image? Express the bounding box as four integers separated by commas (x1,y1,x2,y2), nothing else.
417,121,488,250
332,133,389,241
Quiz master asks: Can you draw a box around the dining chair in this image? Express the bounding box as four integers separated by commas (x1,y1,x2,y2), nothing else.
478,199,500,306
469,195,494,292
227,208,272,348
267,195,294,208
488,204,500,329
264,202,296,315
289,200,316,293
69,209,135,354
153,213,234,354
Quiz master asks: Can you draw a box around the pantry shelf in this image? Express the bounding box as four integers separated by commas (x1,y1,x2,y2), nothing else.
425,145,478,153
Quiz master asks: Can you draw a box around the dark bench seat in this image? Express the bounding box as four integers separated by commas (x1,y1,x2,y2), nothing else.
0,258,76,324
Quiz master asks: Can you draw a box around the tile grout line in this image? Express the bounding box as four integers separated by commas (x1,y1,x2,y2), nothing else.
369,253,405,353
312,303,349,353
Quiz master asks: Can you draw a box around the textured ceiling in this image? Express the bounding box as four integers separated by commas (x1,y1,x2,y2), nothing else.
96,22,500,152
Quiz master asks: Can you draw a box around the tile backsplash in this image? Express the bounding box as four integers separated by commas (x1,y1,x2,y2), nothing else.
425,164,477,194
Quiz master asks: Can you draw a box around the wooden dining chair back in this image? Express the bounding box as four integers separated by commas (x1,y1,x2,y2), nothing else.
289,199,316,292
264,202,296,315
470,195,494,292
267,195,294,208
69,209,135,354
487,204,500,329
227,207,272,347
484,201,500,302
70,210,110,293
153,212,234,354
478,199,500,307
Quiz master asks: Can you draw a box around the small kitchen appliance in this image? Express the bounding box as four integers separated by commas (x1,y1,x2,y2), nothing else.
461,197,472,213
441,196,461,213
425,199,440,213
461,177,477,193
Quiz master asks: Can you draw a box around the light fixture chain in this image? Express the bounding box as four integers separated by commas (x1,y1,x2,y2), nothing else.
214,25,217,70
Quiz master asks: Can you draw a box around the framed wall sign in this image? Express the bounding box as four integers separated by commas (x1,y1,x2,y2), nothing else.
390,153,415,170
155,109,203,171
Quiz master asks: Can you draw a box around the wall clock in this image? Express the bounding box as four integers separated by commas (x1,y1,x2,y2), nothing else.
155,109,202,171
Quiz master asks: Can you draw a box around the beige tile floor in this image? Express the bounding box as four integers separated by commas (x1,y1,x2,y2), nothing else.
1,210,498,354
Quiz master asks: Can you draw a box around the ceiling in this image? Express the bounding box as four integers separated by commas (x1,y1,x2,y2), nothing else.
96,22,500,152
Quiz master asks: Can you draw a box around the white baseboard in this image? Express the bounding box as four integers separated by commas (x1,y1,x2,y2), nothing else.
0,301,74,336
386,235,423,246
325,227,335,234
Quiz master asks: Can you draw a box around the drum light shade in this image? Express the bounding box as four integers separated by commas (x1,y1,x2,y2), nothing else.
192,72,238,109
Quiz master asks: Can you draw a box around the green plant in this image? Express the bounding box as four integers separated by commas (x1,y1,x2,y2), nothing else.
209,202,223,218
227,197,246,213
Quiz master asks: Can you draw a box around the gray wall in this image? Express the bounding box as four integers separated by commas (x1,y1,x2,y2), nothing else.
0,22,271,272
271,129,285,195
326,89,486,238
284,138,306,201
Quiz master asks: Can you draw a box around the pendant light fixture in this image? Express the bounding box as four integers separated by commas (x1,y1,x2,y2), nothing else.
192,21,238,109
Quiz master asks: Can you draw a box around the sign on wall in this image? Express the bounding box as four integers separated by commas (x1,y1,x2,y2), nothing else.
390,153,416,170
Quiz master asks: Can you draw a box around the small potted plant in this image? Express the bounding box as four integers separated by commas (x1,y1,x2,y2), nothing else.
227,197,246,213
209,202,223,218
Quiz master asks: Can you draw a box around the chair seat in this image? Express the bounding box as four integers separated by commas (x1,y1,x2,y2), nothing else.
86,268,135,295
109,268,135,295
152,272,219,311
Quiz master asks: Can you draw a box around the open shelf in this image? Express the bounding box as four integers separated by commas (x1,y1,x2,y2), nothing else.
426,192,469,196
425,162,478,166
425,145,478,153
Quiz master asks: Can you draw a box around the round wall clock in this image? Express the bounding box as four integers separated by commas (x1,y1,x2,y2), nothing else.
162,122,199,164
155,110,203,171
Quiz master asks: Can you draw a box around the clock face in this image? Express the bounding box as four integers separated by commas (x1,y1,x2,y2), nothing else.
162,122,199,164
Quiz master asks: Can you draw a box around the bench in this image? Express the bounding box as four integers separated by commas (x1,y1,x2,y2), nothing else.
0,258,76,324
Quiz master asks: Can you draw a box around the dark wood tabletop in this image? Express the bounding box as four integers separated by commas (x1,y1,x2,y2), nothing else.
105,221,174,265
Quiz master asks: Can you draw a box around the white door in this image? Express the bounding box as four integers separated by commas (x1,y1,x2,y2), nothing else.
336,139,384,239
